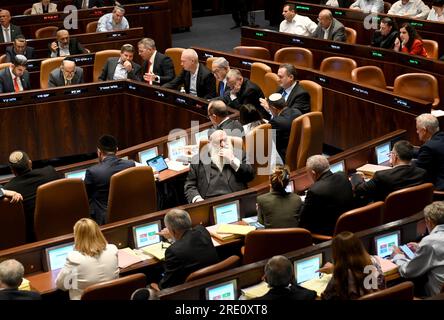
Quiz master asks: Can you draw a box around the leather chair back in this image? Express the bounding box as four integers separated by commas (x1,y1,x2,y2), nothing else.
351,66,387,90
358,281,414,300
93,49,121,82
242,228,313,264
40,56,64,89
35,26,59,39
335,201,384,234
0,54,6,64
423,39,438,59
246,123,273,187
273,47,314,69
86,21,98,33
320,57,357,81
299,80,323,112
107,166,157,224
34,179,89,241
263,72,280,98
285,114,304,172
383,183,434,224
0,199,26,250
165,47,185,76
81,273,147,300
250,62,272,95
344,27,357,44
394,73,440,108
233,46,271,60
185,255,241,282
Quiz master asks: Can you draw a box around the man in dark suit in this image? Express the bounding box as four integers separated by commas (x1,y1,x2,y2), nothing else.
254,256,317,300
184,130,255,203
73,0,105,9
208,100,244,138
84,135,135,225
0,55,31,94
4,150,61,242
5,36,35,62
0,259,41,300
99,43,141,81
48,29,86,57
371,17,399,49
137,38,175,85
354,140,427,202
275,64,310,114
415,113,444,190
0,10,22,43
299,155,354,235
312,9,346,42
163,48,216,99
48,58,84,87
211,57,230,98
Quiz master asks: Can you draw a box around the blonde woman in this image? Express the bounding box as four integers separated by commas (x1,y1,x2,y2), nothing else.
56,218,119,300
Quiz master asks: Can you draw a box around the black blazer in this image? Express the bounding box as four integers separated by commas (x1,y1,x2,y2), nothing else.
73,0,105,8
300,171,354,235
48,38,85,57
212,118,245,138
415,131,444,191
159,225,219,289
98,57,141,81
162,63,216,99
269,107,302,161
48,67,84,87
355,164,427,202
0,289,41,301
139,52,175,85
278,82,311,114
0,24,22,43
253,285,317,301
0,68,32,93
371,30,399,49
5,46,35,62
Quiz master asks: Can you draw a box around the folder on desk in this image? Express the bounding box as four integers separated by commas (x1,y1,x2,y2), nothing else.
206,224,241,241
118,248,143,269
356,164,391,177
217,224,256,235
141,242,170,260
299,273,332,297
241,281,270,299
19,278,31,291
375,256,399,276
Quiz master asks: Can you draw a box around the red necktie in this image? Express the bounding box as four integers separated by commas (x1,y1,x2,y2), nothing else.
14,77,20,92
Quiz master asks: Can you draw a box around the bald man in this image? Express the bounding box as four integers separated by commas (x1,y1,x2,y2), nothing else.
48,59,84,87
163,48,216,99
312,9,346,42
48,29,86,57
0,10,22,43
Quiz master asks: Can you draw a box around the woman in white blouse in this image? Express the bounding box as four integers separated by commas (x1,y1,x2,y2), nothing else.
31,0,58,14
56,218,119,300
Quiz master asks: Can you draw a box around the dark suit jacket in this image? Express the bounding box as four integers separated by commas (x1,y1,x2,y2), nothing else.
73,0,105,8
5,46,35,62
415,131,444,191
278,82,311,114
312,18,346,42
257,191,302,228
48,67,84,87
371,30,399,49
159,225,219,289
0,288,41,301
139,52,175,85
84,155,135,225
0,24,22,43
253,285,317,300
208,118,244,138
98,57,141,81
162,63,216,99
48,38,85,57
300,171,354,235
4,166,61,242
355,164,427,202
269,107,302,161
0,68,31,93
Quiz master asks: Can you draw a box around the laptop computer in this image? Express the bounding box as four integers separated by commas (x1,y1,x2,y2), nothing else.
194,129,209,144
375,141,391,166
374,230,401,259
330,160,345,173
294,253,323,284
212,200,240,225
137,147,158,165
167,137,187,161
132,220,162,250
205,279,237,300
44,242,75,271
64,169,87,180
146,155,168,173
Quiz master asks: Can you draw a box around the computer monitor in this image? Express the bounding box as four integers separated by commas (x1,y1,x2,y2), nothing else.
195,129,209,144
294,253,323,284
146,155,168,173
167,137,187,161
374,230,400,259
330,160,345,173
285,180,294,193
212,200,240,225
44,242,75,271
375,141,391,165
205,279,237,300
137,147,158,165
64,169,87,180
132,220,162,249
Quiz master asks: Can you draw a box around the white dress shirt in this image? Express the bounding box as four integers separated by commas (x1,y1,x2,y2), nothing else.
427,8,444,21
189,64,199,96
2,26,11,43
350,0,384,13
113,58,129,80
388,0,431,19
279,14,317,36
96,13,130,32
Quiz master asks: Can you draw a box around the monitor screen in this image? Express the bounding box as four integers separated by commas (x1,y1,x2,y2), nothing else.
45,243,75,271
294,253,323,284
330,160,345,173
213,200,240,225
375,142,390,165
195,129,209,144
167,137,187,161
205,279,237,300
374,231,400,259
146,155,168,173
138,147,158,165
285,180,294,193
132,221,162,249
64,169,86,180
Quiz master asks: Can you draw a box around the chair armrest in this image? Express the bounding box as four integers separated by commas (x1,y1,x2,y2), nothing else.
386,85,394,91
311,233,332,243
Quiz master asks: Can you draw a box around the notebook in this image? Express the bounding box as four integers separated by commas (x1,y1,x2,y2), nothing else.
205,279,237,300
294,253,323,284
64,169,86,180
44,242,75,271
212,200,240,225
374,230,400,259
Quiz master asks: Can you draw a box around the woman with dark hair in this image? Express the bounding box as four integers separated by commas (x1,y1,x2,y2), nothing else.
239,104,266,135
394,23,428,57
257,165,302,228
320,231,385,300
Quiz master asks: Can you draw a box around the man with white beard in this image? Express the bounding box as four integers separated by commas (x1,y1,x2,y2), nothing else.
184,130,255,203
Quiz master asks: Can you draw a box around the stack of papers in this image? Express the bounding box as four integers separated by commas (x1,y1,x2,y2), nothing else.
375,256,399,276
356,164,391,177
217,224,256,235
300,274,332,296
241,281,270,299
207,224,241,241
19,278,30,291
118,248,143,269
166,159,190,172
141,242,170,260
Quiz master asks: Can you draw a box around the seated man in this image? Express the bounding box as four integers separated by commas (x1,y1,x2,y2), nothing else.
84,135,135,225
427,0,444,21
5,36,35,62
392,201,444,297
320,0,352,7
253,256,317,300
163,48,216,99
49,29,86,58
99,43,141,81
371,17,399,49
299,155,354,235
31,0,58,14
137,38,175,85
48,58,84,87
184,130,255,203
4,150,61,242
0,259,41,300
73,0,105,9
211,57,230,98
97,6,129,32
0,55,31,93
388,0,431,19
349,0,384,13
354,140,427,201
414,113,444,190
0,10,22,43
279,3,317,36
312,9,346,42
207,99,244,138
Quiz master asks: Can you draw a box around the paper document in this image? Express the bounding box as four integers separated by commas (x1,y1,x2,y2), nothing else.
118,248,143,269
217,224,256,235
241,281,270,299
356,164,391,177
207,224,241,241
167,159,190,171
19,278,31,291
300,273,332,296
141,242,170,260
375,256,399,276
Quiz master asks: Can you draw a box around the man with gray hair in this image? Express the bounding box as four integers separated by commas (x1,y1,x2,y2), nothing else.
97,6,129,32
312,9,346,41
415,113,444,190
392,201,444,297
299,154,354,235
0,54,31,93
0,259,41,300
48,58,84,87
254,256,316,300
211,57,230,97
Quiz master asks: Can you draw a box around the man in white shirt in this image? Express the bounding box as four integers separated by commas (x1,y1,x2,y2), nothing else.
0,10,22,43
96,6,130,32
427,0,444,21
279,3,317,36
388,0,431,19
350,0,384,13
211,57,230,98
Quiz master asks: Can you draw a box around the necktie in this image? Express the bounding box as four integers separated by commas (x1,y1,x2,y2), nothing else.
4,28,10,43
219,81,225,97
13,77,20,92
282,90,288,100
66,79,71,86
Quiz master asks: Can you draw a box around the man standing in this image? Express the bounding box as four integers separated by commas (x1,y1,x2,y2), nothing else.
99,44,141,81
0,55,31,94
49,29,86,57
137,38,175,85
371,17,399,49
5,36,35,62
0,10,22,43
211,57,230,98
312,9,346,42
279,3,317,36
48,58,84,87
97,6,129,32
